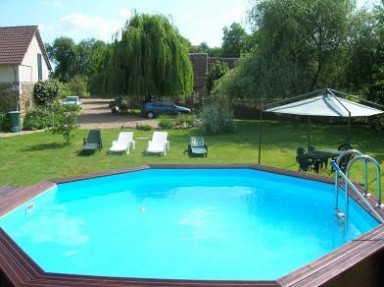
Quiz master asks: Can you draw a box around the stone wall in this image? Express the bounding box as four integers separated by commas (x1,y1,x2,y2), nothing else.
190,53,209,94
20,83,35,116
0,83,35,119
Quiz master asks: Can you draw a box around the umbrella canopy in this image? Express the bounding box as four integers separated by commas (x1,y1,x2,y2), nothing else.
258,88,384,164
266,90,383,117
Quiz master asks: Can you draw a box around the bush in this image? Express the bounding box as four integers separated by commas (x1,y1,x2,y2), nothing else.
23,104,81,135
136,124,153,131
158,116,174,130
48,104,80,144
367,82,384,106
200,103,236,134
158,115,195,130
34,79,59,106
62,103,82,113
174,114,194,129
67,75,88,97
57,81,73,99
0,113,11,132
23,107,54,130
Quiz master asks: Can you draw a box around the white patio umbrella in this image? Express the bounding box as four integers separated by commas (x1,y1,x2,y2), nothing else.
257,88,384,164
266,90,383,117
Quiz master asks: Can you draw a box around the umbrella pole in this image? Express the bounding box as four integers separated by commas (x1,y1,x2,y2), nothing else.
307,116,311,148
258,110,263,165
347,114,351,142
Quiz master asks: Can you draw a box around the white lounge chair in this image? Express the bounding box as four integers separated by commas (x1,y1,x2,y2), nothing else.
146,131,169,155
108,132,135,154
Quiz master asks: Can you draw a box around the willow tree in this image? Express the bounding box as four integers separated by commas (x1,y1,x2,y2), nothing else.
110,14,194,100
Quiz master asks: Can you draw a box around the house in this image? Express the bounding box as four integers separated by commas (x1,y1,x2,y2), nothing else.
0,25,51,116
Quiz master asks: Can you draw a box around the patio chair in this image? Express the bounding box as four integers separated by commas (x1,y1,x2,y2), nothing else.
337,142,353,173
337,142,353,151
108,132,135,154
82,130,102,155
188,136,208,157
296,147,315,172
146,131,169,156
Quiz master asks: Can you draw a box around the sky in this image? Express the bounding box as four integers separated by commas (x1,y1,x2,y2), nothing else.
0,0,381,47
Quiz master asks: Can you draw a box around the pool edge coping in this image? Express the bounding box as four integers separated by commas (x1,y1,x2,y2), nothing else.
1,164,384,287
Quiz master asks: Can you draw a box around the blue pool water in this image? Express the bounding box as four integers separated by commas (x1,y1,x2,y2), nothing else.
0,169,379,280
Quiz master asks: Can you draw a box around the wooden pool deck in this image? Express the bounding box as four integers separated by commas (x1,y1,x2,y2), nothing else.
0,182,56,217
1,165,384,287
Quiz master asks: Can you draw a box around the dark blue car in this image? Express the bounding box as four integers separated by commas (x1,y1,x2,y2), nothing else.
142,101,191,119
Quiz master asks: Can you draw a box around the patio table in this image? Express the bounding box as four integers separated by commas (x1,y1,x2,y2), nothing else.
308,149,342,172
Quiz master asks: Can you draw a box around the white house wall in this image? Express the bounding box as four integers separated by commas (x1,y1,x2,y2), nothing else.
0,65,16,83
20,34,50,83
19,64,33,83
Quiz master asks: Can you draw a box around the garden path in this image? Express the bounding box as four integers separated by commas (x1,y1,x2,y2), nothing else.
0,98,158,137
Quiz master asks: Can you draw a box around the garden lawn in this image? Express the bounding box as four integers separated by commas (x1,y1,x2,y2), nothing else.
0,120,383,199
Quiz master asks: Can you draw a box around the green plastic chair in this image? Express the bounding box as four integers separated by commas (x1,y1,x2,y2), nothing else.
82,130,103,155
188,136,208,157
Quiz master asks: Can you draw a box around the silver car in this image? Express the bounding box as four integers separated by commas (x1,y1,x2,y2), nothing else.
62,96,81,106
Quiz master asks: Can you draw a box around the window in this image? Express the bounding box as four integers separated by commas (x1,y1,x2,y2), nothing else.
37,53,42,80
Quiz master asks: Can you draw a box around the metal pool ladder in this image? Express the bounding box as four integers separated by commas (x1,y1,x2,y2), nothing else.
331,150,384,224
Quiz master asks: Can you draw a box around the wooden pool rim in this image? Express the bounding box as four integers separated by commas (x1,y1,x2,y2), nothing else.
1,164,384,287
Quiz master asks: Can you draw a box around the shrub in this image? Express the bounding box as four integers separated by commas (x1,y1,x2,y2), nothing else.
200,103,236,134
62,103,82,113
67,75,88,97
34,79,59,106
174,114,194,129
23,107,54,130
136,124,153,131
0,113,11,132
158,116,174,130
206,60,229,95
57,81,72,99
23,103,81,136
157,115,195,130
48,104,80,144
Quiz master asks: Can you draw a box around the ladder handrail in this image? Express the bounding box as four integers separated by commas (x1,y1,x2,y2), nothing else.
334,149,364,220
346,154,382,206
335,149,363,166
331,160,384,224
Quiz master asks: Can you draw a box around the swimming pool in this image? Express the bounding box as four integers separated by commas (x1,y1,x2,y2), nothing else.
0,165,383,287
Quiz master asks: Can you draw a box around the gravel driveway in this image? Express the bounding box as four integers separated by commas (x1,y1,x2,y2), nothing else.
79,98,158,129
0,98,158,137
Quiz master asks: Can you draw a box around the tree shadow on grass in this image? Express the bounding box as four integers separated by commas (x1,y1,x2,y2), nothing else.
23,142,69,151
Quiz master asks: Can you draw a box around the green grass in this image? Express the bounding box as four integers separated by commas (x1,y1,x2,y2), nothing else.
1,120,383,199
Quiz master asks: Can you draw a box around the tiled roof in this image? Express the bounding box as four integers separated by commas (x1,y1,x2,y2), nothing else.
0,25,48,66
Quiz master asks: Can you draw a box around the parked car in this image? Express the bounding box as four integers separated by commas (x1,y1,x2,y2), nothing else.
142,101,191,119
62,96,81,106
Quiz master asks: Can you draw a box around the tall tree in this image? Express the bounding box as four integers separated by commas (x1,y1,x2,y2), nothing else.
299,0,352,90
88,41,111,96
76,39,97,77
46,37,77,82
107,13,194,100
189,42,222,57
221,22,249,57
344,10,381,93
253,0,352,92
217,0,353,101
47,38,106,85
366,5,384,105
